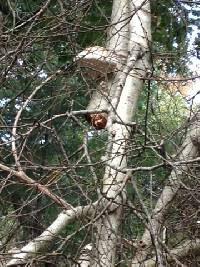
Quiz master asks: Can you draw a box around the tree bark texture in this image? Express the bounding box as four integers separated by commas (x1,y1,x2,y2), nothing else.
92,0,151,266
131,111,200,266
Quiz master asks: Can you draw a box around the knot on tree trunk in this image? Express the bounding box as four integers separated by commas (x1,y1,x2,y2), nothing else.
191,134,200,147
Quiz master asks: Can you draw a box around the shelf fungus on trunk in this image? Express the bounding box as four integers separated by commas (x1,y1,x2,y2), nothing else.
75,46,119,79
75,46,120,129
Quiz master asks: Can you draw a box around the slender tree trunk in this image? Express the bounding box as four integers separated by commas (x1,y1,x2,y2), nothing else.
92,1,151,266
131,111,200,266
6,1,152,266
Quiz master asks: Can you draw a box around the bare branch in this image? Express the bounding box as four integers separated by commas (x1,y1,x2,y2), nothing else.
0,163,73,210
7,204,95,266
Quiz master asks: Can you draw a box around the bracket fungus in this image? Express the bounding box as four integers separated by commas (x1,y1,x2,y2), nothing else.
75,46,120,129
75,46,119,79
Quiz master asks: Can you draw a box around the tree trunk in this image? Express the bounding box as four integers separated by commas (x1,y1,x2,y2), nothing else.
5,1,152,266
131,110,200,266
92,0,151,266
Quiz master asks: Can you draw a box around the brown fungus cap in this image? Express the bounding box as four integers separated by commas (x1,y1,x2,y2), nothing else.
86,114,107,130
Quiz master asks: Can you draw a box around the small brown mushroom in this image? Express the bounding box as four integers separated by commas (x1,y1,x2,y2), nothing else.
86,113,107,130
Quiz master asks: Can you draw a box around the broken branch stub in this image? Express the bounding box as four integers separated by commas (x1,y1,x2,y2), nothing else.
75,46,120,129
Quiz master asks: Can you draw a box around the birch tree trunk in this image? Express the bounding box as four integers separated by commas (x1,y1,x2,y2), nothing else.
5,1,152,266
131,111,200,266
92,1,151,266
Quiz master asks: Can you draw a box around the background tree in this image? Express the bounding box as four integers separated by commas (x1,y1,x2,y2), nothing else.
0,0,200,267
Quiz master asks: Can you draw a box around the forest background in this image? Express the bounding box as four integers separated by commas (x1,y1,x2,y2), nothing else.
0,0,200,266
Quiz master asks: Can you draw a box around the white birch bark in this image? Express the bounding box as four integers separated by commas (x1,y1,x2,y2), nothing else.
131,111,200,266
74,244,92,267
6,204,95,266
134,239,200,267
92,1,151,266
6,1,152,266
